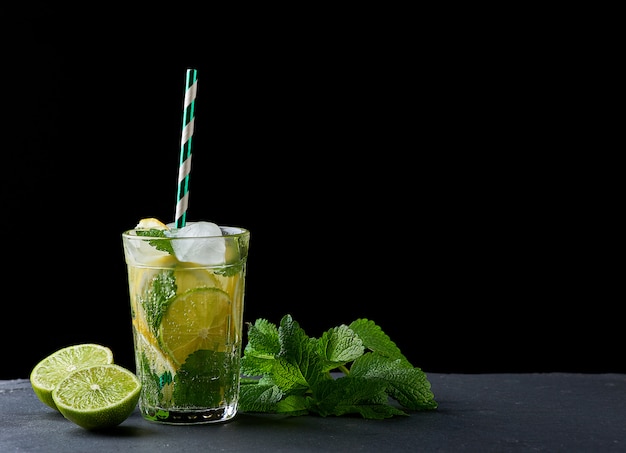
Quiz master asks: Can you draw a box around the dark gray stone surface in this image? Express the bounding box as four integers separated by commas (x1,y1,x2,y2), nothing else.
2,373,625,452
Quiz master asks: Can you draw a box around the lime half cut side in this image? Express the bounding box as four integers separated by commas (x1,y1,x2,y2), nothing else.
30,344,114,411
160,287,232,365
52,364,141,430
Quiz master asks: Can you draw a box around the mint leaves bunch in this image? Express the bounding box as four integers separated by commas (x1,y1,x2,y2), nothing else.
239,314,437,419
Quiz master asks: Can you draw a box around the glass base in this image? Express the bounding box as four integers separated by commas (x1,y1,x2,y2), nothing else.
140,404,238,425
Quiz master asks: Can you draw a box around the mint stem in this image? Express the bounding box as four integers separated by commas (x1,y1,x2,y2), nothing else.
338,364,350,375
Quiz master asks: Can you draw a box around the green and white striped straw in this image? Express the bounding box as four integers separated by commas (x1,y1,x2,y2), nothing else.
175,68,198,228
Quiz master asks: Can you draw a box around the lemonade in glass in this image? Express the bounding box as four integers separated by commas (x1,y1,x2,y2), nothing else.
122,219,250,424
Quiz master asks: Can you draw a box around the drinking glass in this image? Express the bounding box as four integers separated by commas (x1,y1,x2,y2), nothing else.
122,222,250,424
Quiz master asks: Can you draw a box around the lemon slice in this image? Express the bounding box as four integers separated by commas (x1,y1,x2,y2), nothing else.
172,264,222,292
52,364,141,430
135,218,170,230
160,287,232,365
30,344,114,411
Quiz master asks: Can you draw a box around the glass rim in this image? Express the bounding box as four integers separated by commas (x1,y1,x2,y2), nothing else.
122,224,250,240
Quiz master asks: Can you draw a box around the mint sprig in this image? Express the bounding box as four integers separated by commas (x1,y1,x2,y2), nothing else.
239,314,437,419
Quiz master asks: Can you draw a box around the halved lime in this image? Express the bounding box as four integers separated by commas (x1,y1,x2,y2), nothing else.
160,287,232,365
52,364,141,430
30,344,114,411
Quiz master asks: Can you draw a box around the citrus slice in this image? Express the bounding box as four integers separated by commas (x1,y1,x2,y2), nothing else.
128,254,177,296
134,330,176,378
160,287,232,365
52,364,141,430
30,344,114,411
135,218,170,230
172,264,221,292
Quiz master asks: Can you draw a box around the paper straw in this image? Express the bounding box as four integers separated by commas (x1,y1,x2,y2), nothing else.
174,68,198,228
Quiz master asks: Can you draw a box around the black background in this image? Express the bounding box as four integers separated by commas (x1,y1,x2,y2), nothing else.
2,4,619,379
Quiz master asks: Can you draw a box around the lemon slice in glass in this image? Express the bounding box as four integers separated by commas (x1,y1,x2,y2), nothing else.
173,263,222,291
52,364,141,430
30,344,114,411
135,218,170,230
160,287,232,365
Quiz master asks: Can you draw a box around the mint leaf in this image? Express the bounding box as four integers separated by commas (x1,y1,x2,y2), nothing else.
239,315,438,419
239,382,284,413
348,318,411,365
350,352,438,410
214,262,243,277
315,324,364,372
310,375,405,419
173,349,236,407
141,270,176,336
276,315,327,390
245,318,281,356
275,395,309,416
241,318,280,376
136,229,175,255
269,358,312,392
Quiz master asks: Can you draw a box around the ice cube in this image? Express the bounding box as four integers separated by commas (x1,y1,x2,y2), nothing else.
123,232,170,265
168,221,226,265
